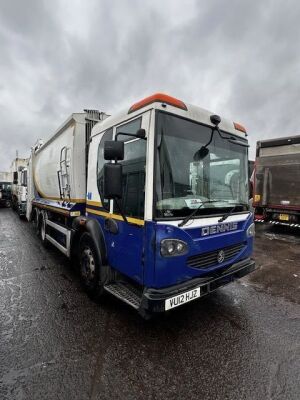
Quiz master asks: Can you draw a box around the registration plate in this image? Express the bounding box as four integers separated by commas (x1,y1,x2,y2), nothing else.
279,214,289,221
165,287,201,310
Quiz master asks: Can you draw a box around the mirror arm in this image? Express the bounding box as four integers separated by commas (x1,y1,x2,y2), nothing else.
114,198,128,224
202,126,218,150
115,132,147,141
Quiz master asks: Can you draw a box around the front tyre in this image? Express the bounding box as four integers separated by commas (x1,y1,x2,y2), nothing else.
79,233,105,301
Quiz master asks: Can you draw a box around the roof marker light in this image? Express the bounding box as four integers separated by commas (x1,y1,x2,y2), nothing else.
233,122,247,134
128,93,187,114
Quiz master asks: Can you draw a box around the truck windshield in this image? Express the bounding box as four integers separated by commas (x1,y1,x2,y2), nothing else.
155,112,249,219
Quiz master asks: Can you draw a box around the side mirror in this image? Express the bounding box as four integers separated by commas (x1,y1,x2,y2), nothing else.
13,171,18,184
136,128,146,139
104,141,124,161
193,146,209,161
104,163,123,199
21,171,27,187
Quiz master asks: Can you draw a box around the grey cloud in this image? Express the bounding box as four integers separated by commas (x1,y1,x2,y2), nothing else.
1,0,300,169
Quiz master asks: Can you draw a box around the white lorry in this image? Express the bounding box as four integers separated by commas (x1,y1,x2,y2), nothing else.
10,157,28,216
0,171,13,208
26,94,255,317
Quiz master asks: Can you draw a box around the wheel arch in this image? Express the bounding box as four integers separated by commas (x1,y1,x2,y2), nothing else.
72,217,108,267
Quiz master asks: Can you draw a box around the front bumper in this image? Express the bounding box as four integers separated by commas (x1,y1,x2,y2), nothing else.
140,258,255,313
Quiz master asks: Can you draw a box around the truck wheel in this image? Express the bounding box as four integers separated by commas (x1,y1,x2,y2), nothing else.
79,232,105,301
33,209,39,234
12,198,16,211
39,212,48,246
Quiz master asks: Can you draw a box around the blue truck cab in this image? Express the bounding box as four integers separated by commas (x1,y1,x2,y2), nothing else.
83,93,255,316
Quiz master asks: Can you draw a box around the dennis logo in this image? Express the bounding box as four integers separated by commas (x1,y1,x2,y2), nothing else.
201,222,238,236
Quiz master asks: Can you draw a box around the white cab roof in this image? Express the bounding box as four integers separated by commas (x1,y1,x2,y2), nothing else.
91,94,247,139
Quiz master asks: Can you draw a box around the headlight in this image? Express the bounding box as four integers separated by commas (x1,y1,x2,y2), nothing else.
160,239,188,257
247,223,255,237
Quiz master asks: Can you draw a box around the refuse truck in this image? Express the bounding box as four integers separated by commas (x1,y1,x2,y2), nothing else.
10,157,28,216
0,172,12,208
27,93,255,317
253,135,300,228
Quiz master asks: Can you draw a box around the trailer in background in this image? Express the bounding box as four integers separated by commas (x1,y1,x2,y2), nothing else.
248,160,254,199
0,172,13,208
253,135,300,228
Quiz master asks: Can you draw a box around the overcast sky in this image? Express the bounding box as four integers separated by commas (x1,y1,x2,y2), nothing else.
0,0,300,169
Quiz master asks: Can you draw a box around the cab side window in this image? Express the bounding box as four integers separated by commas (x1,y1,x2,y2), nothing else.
116,118,146,219
116,118,142,141
97,128,113,210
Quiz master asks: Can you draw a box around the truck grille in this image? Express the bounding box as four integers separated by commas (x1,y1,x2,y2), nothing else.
187,242,246,269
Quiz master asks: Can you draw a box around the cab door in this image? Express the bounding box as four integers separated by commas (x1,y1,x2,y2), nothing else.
106,112,151,285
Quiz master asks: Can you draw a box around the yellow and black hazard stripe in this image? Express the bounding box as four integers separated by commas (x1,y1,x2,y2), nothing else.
86,200,144,226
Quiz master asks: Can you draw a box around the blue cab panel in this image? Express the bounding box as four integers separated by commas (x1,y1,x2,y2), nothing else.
153,215,253,288
87,212,145,284
88,211,253,290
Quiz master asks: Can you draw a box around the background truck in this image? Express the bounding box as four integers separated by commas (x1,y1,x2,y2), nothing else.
10,157,28,216
253,135,300,228
27,93,255,317
0,171,13,208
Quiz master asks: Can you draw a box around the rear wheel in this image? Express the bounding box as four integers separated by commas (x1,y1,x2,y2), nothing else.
33,209,39,233
39,211,48,246
12,196,17,211
79,233,105,301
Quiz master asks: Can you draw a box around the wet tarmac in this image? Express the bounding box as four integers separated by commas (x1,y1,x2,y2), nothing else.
0,208,299,400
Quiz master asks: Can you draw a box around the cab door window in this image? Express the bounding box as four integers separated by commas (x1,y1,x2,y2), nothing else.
97,128,113,210
115,118,146,219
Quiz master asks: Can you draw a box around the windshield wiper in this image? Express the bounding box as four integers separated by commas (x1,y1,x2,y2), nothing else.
178,200,223,227
218,202,248,223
